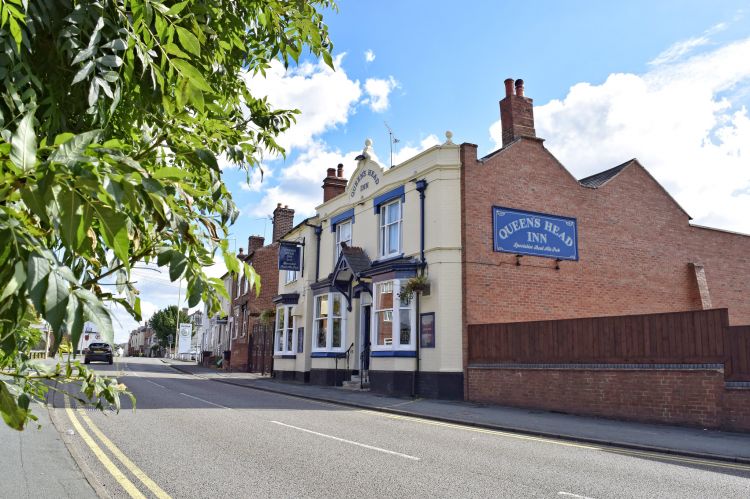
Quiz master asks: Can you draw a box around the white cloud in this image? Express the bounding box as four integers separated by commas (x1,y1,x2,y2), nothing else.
648,22,728,66
392,134,441,166
251,142,363,217
489,36,750,234
364,76,398,112
244,54,362,154
365,49,376,63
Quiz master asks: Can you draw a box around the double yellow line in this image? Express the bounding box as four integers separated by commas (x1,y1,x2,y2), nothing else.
64,396,171,499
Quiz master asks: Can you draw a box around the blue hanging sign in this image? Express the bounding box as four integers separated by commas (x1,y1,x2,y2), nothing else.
278,242,301,271
493,206,578,261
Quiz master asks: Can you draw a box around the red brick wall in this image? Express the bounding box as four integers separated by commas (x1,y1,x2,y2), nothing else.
460,140,750,389
230,243,279,372
467,367,735,429
723,389,750,432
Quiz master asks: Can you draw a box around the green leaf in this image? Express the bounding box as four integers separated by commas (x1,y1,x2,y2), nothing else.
96,55,124,67
152,167,188,180
176,26,200,56
58,190,86,251
50,130,100,165
94,207,129,266
66,293,85,348
187,279,203,308
0,380,28,431
8,16,22,48
166,1,188,15
0,261,26,302
72,60,95,85
171,59,211,92
26,253,51,313
169,251,187,281
223,250,239,274
45,271,70,334
74,289,113,344
10,111,36,172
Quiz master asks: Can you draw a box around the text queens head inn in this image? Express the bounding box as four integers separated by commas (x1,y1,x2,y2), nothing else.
271,78,750,400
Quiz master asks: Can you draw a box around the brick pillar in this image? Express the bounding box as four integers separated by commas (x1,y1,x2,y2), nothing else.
248,235,265,253
690,262,713,309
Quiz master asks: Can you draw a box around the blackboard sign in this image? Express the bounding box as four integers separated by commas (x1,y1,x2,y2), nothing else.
420,313,435,348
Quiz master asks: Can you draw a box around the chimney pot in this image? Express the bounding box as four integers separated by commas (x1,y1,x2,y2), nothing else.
337,163,344,178
326,167,336,178
499,77,537,147
322,164,348,202
504,78,514,97
276,203,281,208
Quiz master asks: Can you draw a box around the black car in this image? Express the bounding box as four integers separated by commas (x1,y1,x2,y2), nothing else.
84,342,113,364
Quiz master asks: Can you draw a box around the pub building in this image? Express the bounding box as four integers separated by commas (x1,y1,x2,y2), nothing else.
271,78,750,401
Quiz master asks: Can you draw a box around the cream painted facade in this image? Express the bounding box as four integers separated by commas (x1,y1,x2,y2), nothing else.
273,135,464,398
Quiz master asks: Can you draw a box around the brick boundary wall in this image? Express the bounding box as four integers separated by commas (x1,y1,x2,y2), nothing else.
467,366,750,432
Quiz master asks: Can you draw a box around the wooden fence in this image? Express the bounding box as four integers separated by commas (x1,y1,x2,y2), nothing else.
468,308,730,366
725,326,750,381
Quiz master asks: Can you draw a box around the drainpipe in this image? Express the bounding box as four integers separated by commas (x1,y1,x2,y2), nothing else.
412,179,428,398
306,222,322,282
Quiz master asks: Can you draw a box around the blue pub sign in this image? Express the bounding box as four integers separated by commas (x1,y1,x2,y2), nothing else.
493,206,578,261
278,242,302,271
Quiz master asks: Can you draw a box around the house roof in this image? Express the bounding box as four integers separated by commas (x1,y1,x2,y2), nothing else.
578,159,633,188
338,245,372,276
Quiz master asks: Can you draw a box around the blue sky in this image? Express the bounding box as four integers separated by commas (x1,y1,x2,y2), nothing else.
117,1,750,342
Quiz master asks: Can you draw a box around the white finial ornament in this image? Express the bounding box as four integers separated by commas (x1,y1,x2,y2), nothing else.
445,130,454,144
362,138,373,159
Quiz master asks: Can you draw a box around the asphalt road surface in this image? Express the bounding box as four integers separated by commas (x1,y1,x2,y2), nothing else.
48,357,750,498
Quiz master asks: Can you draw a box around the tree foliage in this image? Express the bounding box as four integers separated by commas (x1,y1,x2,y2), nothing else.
0,0,336,429
149,305,189,348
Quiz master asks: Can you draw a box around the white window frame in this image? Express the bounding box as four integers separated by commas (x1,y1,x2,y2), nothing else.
312,292,347,353
231,307,239,339
379,200,402,257
274,306,295,355
371,279,416,352
335,219,352,262
285,269,298,284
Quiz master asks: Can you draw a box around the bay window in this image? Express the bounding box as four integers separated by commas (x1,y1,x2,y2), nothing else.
373,279,415,350
379,200,401,257
313,293,346,352
274,306,294,355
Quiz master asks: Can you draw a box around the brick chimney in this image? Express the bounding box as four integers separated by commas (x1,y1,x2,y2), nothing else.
499,78,536,147
247,235,265,253
272,203,295,242
322,164,347,202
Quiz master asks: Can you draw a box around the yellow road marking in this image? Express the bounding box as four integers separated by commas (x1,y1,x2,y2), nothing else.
64,397,146,499
77,409,172,499
355,409,750,472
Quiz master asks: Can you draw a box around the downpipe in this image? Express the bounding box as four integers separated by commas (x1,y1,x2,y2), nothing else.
412,178,428,398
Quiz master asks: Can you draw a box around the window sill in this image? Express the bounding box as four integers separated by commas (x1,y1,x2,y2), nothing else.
311,351,347,358
274,354,297,359
373,253,404,264
371,350,417,358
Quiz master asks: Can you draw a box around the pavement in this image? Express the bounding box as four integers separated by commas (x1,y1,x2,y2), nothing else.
0,398,97,498
164,358,750,465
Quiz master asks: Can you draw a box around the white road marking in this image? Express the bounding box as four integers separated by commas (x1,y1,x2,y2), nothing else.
270,420,420,461
559,492,596,499
179,392,233,410
142,379,167,389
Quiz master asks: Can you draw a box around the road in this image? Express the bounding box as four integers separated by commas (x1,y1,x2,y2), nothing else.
48,357,750,498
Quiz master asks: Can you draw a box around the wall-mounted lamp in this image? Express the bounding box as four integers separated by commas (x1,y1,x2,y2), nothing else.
515,254,523,266
555,258,562,271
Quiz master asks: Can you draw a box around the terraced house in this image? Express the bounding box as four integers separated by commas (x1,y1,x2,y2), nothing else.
271,79,750,431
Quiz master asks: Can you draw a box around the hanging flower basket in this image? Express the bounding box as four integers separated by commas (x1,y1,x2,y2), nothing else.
398,275,431,302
